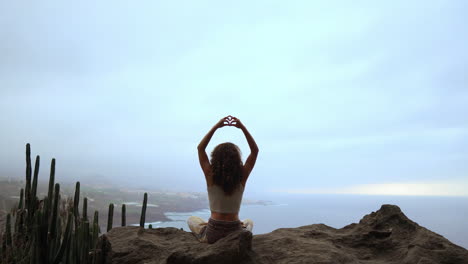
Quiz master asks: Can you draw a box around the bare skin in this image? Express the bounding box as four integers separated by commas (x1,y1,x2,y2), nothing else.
197,115,259,221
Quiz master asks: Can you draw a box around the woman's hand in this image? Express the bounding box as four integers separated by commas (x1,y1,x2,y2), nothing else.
215,116,230,129
231,117,245,129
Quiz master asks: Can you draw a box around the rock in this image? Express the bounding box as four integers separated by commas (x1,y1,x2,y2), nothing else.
101,204,468,264
103,226,255,264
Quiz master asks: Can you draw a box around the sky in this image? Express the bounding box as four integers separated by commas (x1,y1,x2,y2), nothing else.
0,0,467,196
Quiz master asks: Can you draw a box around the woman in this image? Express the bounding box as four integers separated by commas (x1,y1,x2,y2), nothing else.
187,115,259,244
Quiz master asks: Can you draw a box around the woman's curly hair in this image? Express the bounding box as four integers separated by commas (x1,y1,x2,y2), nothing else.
210,142,243,195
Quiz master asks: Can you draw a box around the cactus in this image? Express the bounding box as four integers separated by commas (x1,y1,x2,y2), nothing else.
74,181,81,234
32,155,40,199
35,207,48,263
81,221,90,263
1,144,158,263
95,234,110,264
5,214,12,247
92,211,100,249
83,197,88,221
121,204,126,227
14,206,23,234
19,188,24,210
140,193,148,228
1,234,5,262
25,143,32,210
52,213,73,264
47,158,56,212
17,209,25,234
93,211,99,229
74,182,80,218
107,203,114,232
54,214,63,252
30,155,40,220
50,183,60,238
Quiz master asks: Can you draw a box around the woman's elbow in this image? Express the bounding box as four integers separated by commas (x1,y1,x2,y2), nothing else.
252,147,259,154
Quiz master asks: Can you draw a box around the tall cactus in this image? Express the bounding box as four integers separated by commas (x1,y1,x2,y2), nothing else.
74,181,81,233
25,143,32,210
38,203,49,263
16,209,25,234
93,211,99,229
32,155,40,199
94,234,110,264
28,153,40,226
107,203,114,232
1,231,5,261
47,158,56,213
81,221,90,263
74,182,80,218
121,204,126,227
92,211,100,248
5,213,12,247
83,197,88,221
19,188,24,210
50,183,60,238
140,193,148,228
51,213,73,264
14,206,22,233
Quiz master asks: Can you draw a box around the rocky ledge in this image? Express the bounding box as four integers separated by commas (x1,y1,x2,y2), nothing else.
99,204,468,264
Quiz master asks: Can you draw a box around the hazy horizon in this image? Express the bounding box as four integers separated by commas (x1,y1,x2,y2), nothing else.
1,1,467,196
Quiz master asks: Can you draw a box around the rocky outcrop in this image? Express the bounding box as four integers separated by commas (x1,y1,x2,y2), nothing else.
101,205,468,264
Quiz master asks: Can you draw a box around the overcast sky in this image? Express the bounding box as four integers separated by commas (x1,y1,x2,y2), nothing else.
1,0,467,196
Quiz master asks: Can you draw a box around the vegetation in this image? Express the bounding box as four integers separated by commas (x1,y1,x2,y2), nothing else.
0,144,148,264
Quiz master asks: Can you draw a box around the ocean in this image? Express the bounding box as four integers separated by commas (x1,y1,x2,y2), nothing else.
145,194,468,249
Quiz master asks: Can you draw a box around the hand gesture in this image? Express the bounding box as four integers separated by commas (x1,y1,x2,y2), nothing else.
215,115,244,129
215,116,230,128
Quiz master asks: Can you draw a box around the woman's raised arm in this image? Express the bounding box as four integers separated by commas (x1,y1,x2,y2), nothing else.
197,117,228,178
232,117,259,184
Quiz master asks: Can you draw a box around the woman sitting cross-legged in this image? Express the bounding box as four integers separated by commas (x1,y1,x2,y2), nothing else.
187,115,259,244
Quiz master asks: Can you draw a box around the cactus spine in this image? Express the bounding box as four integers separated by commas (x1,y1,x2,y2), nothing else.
140,193,148,228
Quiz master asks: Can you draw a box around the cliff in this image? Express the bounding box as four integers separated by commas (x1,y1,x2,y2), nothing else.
99,204,468,264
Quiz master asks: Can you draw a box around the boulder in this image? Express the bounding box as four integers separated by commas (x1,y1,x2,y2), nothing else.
101,205,468,264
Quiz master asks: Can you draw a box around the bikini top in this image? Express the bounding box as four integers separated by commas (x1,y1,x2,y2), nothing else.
207,184,244,214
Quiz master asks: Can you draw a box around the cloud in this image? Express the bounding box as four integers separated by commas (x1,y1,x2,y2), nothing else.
0,0,467,193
